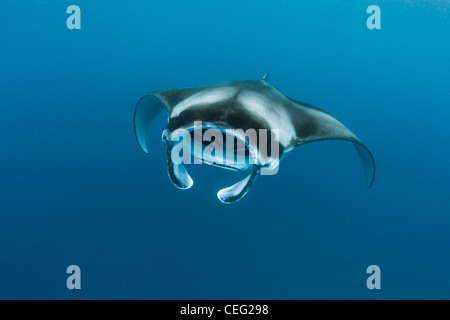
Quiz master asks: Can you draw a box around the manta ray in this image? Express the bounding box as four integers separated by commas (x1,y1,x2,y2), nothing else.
134,73,375,204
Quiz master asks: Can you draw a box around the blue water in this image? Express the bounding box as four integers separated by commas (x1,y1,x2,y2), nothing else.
1,0,449,299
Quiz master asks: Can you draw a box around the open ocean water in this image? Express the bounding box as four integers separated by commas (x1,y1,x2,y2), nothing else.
0,0,449,299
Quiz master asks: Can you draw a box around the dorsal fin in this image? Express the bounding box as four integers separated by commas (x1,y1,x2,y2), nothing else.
262,71,270,82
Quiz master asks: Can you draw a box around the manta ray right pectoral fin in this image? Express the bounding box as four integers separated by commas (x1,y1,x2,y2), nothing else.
352,141,375,188
288,99,376,188
217,166,260,204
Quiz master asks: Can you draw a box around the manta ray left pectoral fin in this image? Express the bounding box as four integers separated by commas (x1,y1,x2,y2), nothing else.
134,87,213,153
134,94,167,153
217,166,260,204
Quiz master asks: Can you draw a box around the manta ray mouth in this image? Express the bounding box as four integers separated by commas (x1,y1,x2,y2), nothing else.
163,124,262,204
166,124,259,171
190,127,254,171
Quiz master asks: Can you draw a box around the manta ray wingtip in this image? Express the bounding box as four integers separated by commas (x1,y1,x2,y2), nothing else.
134,94,166,155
